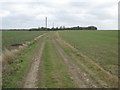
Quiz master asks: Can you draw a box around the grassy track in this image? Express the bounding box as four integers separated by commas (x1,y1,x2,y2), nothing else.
38,35,76,88
2,31,46,50
59,30,118,76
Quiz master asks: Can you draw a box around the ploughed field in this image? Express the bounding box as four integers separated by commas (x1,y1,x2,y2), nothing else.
2,30,118,88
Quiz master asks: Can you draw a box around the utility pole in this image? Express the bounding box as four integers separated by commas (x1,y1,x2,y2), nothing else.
53,22,54,31
45,17,47,30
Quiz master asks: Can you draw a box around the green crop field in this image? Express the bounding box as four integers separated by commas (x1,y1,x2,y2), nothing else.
2,31,46,51
59,30,118,76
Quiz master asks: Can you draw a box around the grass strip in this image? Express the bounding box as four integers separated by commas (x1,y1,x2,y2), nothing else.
38,39,77,88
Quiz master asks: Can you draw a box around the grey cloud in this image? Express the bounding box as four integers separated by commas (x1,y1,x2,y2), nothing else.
1,0,118,30
69,2,90,8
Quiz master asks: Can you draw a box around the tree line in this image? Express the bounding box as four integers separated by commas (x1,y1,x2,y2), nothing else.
29,26,97,31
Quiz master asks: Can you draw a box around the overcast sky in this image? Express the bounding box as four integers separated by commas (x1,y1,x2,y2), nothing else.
0,0,119,30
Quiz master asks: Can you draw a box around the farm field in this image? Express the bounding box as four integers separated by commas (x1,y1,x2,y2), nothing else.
2,31,46,51
2,30,118,88
59,30,118,76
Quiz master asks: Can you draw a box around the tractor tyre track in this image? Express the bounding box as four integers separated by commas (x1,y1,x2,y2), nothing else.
55,32,118,88
53,39,97,88
23,41,45,88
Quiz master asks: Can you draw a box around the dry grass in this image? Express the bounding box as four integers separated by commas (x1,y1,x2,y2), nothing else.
2,43,29,66
3,49,18,65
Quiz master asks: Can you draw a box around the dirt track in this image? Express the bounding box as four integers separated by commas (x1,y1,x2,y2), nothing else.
21,32,118,88
22,33,97,88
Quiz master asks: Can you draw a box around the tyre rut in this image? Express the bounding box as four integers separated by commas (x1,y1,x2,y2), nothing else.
23,41,45,88
53,39,97,88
